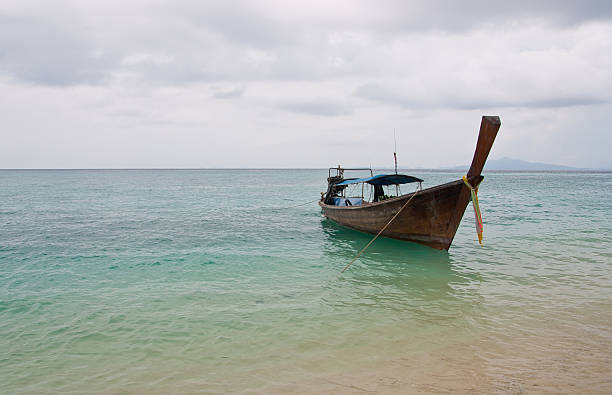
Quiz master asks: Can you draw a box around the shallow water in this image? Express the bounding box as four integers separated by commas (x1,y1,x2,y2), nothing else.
1,170,611,393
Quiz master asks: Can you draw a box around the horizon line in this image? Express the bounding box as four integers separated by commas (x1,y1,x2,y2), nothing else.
1,167,611,173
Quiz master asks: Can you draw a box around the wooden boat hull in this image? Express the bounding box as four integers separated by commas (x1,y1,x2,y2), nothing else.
319,176,482,250
320,115,500,250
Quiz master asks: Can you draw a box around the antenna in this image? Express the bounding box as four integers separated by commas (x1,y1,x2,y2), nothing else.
393,128,398,175
394,129,399,196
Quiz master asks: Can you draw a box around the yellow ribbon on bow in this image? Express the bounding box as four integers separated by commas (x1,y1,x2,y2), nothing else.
462,176,483,245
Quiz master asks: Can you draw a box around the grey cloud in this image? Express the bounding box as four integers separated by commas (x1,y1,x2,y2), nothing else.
354,83,421,108
0,10,226,86
4,1,611,88
278,99,353,117
355,0,612,34
173,1,300,49
171,0,612,46
0,16,111,86
122,63,221,86
174,1,612,47
443,94,609,110
524,95,609,108
211,84,245,99
355,82,612,110
1,1,611,114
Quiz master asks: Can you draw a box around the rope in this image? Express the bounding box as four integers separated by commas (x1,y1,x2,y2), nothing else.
341,184,421,273
462,176,483,245
268,198,320,210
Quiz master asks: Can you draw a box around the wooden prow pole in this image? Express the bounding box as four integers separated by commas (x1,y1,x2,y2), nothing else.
467,116,501,178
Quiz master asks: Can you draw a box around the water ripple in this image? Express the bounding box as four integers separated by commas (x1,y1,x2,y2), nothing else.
0,170,611,392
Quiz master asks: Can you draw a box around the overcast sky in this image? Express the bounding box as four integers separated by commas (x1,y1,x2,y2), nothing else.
1,0,611,168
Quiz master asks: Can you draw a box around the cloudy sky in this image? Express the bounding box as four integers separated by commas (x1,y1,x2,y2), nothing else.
1,0,611,168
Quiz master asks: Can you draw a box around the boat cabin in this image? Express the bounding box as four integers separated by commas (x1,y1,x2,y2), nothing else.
323,166,423,206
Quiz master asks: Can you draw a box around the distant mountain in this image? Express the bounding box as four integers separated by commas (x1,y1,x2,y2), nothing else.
451,157,581,171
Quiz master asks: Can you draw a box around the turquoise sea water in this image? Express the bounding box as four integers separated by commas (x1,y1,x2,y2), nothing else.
1,170,611,393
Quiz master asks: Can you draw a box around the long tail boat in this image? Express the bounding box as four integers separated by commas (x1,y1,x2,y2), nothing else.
319,116,501,250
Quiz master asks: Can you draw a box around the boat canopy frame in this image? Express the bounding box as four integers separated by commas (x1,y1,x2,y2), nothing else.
324,165,424,205
327,166,373,179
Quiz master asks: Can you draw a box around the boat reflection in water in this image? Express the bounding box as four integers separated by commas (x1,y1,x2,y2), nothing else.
319,219,484,320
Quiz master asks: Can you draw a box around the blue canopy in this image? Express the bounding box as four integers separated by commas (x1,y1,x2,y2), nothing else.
335,174,423,186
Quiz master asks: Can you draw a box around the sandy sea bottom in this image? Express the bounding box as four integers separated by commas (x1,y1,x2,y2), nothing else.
46,304,609,394
289,306,612,394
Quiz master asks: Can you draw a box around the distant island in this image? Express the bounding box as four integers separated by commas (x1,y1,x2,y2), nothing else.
449,157,585,171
